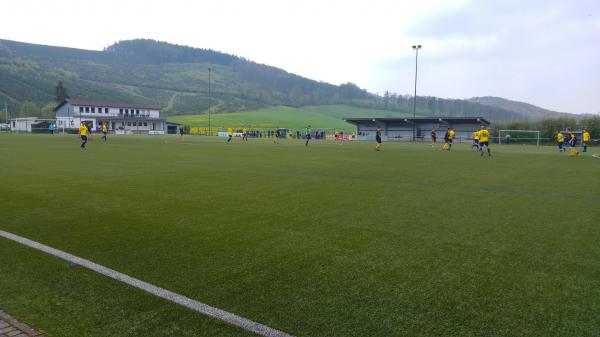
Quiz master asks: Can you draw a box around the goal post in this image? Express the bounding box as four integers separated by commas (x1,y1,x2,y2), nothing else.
498,130,540,146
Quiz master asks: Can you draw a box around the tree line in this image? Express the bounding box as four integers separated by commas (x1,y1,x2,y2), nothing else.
492,116,600,140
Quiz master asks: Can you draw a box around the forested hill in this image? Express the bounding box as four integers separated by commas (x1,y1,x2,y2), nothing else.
0,38,371,115
469,96,568,120
0,38,575,123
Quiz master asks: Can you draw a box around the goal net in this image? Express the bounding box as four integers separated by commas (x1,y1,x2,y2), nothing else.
498,130,540,146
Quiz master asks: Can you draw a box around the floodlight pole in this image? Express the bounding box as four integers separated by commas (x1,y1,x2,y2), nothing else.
208,67,212,136
412,44,421,142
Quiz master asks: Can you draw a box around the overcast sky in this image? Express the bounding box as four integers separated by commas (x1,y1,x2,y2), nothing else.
3,0,599,113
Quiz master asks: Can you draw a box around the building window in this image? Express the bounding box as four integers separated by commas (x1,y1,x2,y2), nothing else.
85,107,89,112
136,109,140,114
79,107,83,113
133,122,137,126
127,122,131,126
143,122,147,126
119,109,123,114
105,108,109,113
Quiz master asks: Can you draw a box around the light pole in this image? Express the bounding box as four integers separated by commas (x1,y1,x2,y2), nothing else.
412,44,421,142
208,67,212,136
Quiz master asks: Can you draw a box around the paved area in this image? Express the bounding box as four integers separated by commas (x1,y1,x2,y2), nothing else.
0,310,44,337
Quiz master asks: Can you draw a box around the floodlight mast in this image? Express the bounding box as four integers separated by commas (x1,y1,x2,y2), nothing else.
412,45,422,142
208,68,212,136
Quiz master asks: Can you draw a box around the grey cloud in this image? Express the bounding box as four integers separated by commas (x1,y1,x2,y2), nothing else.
375,0,600,113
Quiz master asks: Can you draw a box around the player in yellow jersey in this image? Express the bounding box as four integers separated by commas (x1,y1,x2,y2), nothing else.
444,127,455,150
471,127,481,150
478,126,491,157
242,127,248,142
101,122,108,142
567,128,577,148
79,122,88,149
375,127,382,151
227,127,233,143
556,130,565,152
582,129,590,152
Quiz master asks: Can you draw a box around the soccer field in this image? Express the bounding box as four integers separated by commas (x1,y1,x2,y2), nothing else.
1,133,599,337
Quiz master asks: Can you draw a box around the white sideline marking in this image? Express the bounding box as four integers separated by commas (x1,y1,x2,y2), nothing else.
593,154,600,159
0,230,294,337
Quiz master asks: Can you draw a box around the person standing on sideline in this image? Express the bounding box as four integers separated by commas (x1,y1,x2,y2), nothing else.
478,126,491,157
179,126,184,141
375,127,382,151
304,125,311,147
101,122,108,141
79,122,88,149
430,128,437,147
556,130,565,152
227,127,233,143
582,129,590,152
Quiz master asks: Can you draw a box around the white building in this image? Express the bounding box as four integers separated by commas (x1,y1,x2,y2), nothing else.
9,117,48,132
53,99,167,134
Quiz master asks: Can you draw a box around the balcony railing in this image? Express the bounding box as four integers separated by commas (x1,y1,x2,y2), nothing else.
73,113,162,119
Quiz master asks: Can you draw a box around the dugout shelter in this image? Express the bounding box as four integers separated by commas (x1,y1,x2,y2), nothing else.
344,117,490,142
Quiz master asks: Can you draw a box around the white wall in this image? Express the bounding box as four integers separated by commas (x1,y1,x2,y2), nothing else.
73,105,160,118
11,118,39,132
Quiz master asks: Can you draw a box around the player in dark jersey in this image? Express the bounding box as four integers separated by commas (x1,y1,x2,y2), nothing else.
304,125,311,147
274,128,281,144
375,127,382,151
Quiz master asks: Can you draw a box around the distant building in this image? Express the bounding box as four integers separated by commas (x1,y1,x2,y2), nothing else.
53,99,168,134
344,117,490,141
9,117,48,132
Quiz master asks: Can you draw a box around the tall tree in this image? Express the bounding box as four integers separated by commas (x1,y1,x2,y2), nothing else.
41,102,57,118
54,81,69,102
19,101,39,117
383,91,390,110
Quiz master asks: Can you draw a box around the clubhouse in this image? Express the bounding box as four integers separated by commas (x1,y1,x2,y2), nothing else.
53,99,177,134
344,117,490,141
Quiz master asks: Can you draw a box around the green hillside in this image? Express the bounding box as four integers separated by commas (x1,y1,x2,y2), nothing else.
169,105,412,132
469,96,569,119
0,38,579,124
0,38,371,115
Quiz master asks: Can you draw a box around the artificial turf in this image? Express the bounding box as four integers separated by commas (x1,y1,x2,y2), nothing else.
1,133,599,337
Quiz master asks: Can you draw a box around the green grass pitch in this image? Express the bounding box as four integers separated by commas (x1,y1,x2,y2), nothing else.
1,133,599,337
168,105,411,132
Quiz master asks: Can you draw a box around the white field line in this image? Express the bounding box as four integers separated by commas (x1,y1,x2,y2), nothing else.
593,154,600,159
0,230,294,337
